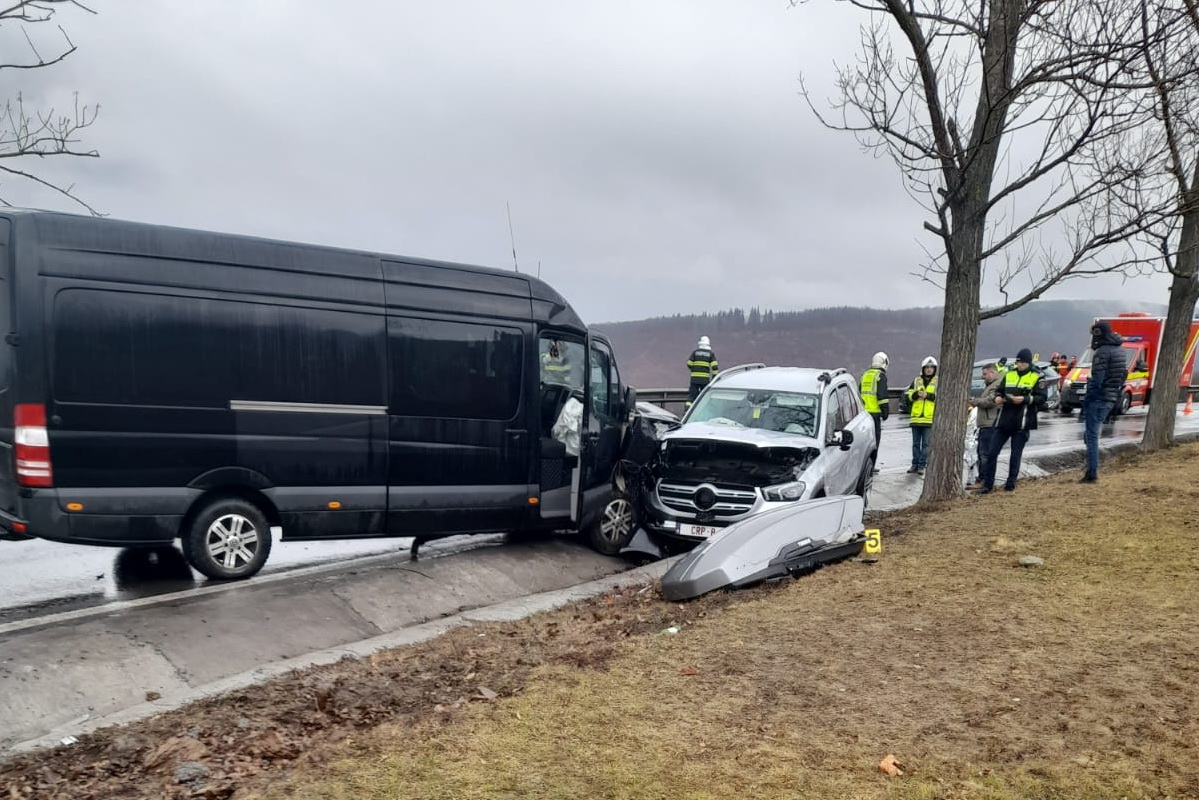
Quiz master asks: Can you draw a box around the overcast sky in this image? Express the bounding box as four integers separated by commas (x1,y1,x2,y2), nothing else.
5,1,1169,324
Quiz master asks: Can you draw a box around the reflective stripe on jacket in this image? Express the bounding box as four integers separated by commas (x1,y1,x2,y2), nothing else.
687,348,718,383
997,368,1042,431
860,367,889,414
906,375,937,425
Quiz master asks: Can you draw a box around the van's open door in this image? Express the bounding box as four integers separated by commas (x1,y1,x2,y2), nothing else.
535,331,586,526
573,333,626,530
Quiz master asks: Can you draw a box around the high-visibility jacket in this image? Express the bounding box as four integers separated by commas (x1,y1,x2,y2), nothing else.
541,353,572,379
687,348,718,385
997,367,1042,431
906,375,937,426
859,367,889,415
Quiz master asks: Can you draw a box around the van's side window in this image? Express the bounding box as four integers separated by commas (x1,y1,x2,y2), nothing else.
388,317,522,420
53,289,385,407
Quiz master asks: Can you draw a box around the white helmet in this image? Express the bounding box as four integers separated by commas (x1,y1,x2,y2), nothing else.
698,336,711,349
922,356,938,369
871,351,888,369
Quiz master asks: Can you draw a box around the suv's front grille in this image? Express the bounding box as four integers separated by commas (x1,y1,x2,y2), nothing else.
656,481,757,519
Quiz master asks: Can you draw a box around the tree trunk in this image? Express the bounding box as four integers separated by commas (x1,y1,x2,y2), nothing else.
921,225,983,502
1142,161,1199,452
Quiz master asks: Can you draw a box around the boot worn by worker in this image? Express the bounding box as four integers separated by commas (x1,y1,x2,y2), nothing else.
1079,473,1097,484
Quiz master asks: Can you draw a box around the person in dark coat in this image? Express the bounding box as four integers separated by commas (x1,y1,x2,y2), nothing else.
977,348,1046,494
1081,321,1128,483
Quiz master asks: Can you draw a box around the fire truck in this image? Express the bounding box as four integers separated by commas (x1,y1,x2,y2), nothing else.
1059,312,1199,416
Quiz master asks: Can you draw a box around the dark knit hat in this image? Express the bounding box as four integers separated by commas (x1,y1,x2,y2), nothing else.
1016,348,1034,363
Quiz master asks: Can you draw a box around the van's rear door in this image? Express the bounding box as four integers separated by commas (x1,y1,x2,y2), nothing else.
0,217,16,517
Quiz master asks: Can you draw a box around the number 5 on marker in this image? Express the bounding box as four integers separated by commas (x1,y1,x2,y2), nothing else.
864,529,882,554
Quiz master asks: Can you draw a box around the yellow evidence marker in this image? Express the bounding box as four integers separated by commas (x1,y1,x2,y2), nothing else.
864,528,882,555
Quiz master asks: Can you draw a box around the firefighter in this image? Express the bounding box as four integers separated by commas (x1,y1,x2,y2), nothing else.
1056,353,1070,390
686,335,718,407
904,356,938,475
540,339,573,385
859,352,890,466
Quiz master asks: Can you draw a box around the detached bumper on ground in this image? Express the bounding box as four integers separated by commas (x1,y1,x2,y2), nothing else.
659,495,866,601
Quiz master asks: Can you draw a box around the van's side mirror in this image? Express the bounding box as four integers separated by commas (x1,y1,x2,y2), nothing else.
623,386,637,420
1135,361,1148,373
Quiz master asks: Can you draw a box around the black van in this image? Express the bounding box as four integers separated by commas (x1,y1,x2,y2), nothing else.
0,209,638,578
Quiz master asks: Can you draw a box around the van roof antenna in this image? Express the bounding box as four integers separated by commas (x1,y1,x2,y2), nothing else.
506,201,519,273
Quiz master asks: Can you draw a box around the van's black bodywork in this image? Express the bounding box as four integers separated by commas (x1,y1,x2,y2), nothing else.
0,210,633,573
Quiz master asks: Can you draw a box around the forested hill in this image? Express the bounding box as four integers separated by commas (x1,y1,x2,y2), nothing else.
595,300,1174,389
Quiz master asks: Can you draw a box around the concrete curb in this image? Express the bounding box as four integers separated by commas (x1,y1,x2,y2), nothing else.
1026,429,1199,474
7,557,679,757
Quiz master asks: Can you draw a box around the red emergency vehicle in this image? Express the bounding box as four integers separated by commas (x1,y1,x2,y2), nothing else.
1059,312,1199,416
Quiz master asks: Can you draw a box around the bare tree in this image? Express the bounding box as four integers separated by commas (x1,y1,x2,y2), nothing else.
795,0,1179,501
1137,0,1199,452
0,1,100,214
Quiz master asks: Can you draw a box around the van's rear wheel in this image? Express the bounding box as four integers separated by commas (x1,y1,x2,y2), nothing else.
182,498,272,580
587,494,637,556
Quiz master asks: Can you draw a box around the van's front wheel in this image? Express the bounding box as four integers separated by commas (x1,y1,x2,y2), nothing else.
182,498,272,580
587,494,637,556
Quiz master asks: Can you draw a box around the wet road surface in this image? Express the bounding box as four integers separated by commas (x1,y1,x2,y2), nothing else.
2,404,1195,619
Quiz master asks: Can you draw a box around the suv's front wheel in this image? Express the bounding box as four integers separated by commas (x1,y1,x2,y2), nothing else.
855,458,875,508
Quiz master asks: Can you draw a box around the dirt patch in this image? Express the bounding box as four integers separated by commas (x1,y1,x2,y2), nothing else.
0,582,762,799
268,444,1199,800
5,443,1199,800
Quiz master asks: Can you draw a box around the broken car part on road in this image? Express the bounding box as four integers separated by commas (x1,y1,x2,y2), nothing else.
659,494,866,601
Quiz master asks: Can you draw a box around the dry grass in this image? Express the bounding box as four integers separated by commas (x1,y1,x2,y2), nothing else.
268,444,1199,800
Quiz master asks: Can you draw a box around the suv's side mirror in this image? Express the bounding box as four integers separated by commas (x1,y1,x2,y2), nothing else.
831,429,854,451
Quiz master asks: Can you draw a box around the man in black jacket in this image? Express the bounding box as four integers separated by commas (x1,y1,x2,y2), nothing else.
977,348,1046,494
1081,321,1128,483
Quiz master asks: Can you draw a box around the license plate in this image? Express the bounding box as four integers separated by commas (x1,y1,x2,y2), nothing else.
679,523,718,539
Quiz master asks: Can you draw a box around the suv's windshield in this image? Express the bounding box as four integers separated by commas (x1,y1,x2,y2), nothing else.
686,387,820,437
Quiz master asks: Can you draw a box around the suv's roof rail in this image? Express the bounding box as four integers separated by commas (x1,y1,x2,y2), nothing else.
710,362,768,386
818,368,850,383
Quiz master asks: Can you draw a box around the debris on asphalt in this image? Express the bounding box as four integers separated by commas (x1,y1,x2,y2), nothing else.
1019,556,1045,568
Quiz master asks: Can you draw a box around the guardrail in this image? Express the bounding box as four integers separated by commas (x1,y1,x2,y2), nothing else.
636,385,1199,418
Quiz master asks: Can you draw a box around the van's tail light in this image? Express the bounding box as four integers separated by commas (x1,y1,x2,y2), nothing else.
15,404,53,488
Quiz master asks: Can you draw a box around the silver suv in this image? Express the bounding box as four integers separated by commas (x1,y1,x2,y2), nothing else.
641,365,877,543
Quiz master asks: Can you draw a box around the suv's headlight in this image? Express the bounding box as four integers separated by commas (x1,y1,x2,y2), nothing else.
763,481,807,502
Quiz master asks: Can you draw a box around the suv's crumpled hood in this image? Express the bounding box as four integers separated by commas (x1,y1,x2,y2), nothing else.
661,422,820,450
656,423,821,488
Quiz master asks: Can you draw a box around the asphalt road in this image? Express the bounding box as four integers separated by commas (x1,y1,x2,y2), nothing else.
2,404,1195,619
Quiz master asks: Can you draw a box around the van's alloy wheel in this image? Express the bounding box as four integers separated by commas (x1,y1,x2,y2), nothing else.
183,498,272,580
588,494,636,556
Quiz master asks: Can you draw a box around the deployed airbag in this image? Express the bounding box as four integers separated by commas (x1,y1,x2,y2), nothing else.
659,495,866,601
